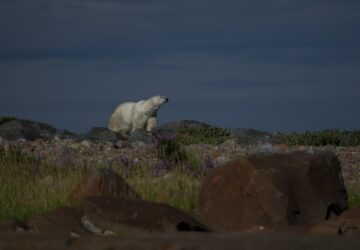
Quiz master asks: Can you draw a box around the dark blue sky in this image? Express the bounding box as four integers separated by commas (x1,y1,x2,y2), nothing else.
1,0,359,133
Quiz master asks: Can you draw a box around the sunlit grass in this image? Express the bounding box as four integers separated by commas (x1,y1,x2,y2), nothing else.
348,185,360,208
0,146,203,220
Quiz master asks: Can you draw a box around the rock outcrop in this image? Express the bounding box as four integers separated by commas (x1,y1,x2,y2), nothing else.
84,127,122,142
81,196,210,234
69,168,141,204
27,207,90,237
199,152,348,232
310,206,360,236
0,118,57,141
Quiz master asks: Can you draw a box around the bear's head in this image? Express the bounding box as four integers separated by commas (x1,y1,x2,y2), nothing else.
149,95,169,108
142,95,168,116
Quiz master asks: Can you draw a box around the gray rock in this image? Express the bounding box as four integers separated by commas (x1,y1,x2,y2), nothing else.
114,140,130,149
68,168,141,204
227,128,282,145
256,143,274,153
0,119,41,141
80,140,93,148
155,120,213,134
0,118,58,141
213,156,230,168
84,127,123,142
128,130,154,144
54,129,82,141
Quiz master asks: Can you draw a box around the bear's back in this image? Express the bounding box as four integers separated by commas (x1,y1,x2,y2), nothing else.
112,102,136,120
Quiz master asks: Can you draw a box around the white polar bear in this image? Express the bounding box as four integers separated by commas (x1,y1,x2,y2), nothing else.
108,95,168,138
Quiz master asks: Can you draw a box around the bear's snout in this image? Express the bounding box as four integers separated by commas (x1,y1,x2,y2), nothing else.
165,97,169,103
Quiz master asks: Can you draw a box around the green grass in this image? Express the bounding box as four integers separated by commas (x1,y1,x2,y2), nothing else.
276,130,360,146
129,168,200,213
0,147,84,220
0,146,202,220
175,126,230,145
348,185,360,208
174,126,360,146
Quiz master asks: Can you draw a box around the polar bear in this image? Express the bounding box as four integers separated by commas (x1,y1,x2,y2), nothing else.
108,95,168,138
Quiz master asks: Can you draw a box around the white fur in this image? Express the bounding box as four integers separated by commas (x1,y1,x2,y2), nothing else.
108,95,168,138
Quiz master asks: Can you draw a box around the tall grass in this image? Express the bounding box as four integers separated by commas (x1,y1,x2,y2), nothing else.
0,147,85,220
348,184,360,208
0,145,203,220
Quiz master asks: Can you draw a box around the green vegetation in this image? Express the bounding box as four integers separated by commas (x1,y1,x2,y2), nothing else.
0,146,83,220
0,145,202,220
156,137,188,163
172,126,360,146
175,126,230,145
348,185,360,208
276,130,360,146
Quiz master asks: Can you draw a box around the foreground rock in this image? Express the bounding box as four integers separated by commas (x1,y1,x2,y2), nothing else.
69,168,141,204
0,118,58,141
82,196,210,234
310,206,360,236
1,231,360,250
27,207,90,237
199,152,348,232
0,219,27,232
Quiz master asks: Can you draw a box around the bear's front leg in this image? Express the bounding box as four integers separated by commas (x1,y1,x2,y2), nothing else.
146,117,157,132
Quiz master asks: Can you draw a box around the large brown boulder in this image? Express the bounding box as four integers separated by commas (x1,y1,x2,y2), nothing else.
81,196,210,234
310,206,360,236
199,152,347,232
27,206,91,236
69,168,141,204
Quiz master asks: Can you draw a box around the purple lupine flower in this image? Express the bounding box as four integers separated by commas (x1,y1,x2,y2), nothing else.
153,130,176,144
119,154,132,178
183,161,192,174
202,154,214,174
152,158,170,177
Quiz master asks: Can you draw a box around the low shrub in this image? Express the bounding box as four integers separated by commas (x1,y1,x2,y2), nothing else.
176,126,230,145
153,130,188,163
277,130,360,146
